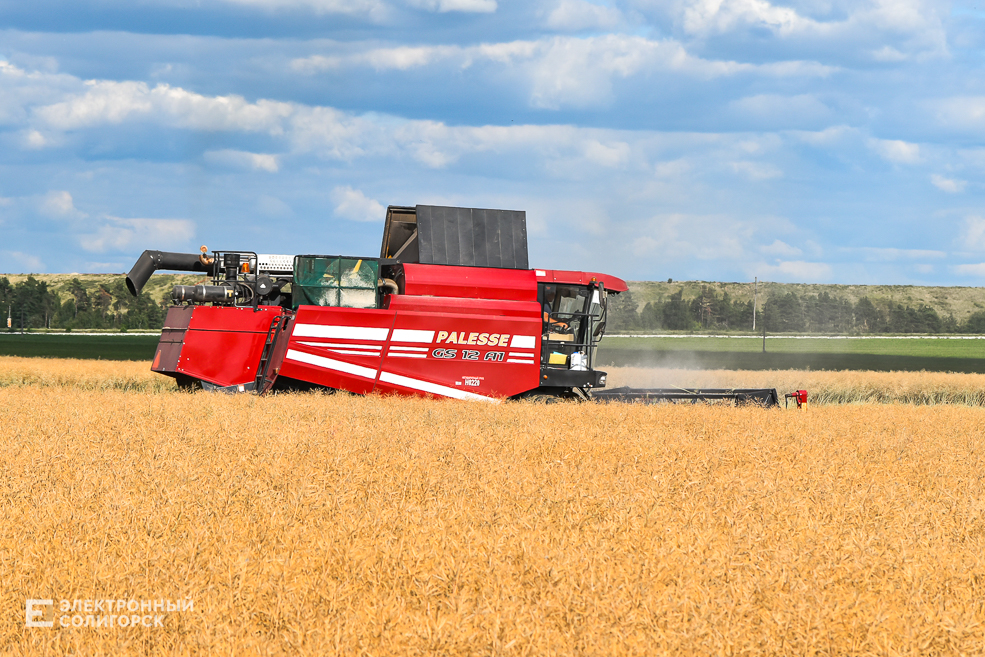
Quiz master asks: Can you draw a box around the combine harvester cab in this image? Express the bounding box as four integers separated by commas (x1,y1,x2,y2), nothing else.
126,204,780,406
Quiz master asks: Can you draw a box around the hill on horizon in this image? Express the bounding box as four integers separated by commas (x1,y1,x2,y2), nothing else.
4,272,985,326
628,280,985,324
2,273,202,309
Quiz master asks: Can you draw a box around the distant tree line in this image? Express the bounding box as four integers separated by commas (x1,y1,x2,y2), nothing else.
7,274,985,335
0,276,166,330
608,286,985,334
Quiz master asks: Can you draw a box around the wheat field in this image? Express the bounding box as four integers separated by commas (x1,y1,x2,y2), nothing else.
8,355,985,405
607,366,985,406
3,357,985,654
0,356,174,392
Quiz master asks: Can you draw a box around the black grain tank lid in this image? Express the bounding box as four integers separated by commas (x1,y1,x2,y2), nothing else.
380,204,529,270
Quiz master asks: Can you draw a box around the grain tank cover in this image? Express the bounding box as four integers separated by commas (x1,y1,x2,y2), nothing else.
293,256,379,309
380,205,528,270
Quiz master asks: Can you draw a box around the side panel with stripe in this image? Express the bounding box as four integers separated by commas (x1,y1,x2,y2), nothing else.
376,310,540,400
278,306,396,395
277,306,540,400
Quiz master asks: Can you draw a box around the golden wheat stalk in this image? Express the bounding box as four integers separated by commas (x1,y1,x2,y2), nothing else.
3,371,985,653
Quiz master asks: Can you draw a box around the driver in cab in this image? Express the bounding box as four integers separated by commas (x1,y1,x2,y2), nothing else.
543,287,569,333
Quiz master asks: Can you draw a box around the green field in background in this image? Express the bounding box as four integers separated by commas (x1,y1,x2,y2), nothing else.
0,334,159,360
4,332,985,371
603,336,985,357
598,336,985,372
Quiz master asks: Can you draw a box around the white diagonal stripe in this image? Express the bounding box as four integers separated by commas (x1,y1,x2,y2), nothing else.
392,329,435,343
286,348,378,380
509,335,536,349
297,341,381,350
294,324,389,341
389,346,429,352
328,349,384,356
379,371,498,403
389,353,427,358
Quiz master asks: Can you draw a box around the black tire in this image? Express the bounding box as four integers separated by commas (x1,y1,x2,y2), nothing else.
523,393,561,404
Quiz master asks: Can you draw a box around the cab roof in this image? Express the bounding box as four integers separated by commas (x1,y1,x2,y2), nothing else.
534,269,629,293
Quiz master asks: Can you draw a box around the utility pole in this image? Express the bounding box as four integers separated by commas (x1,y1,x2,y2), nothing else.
752,277,757,331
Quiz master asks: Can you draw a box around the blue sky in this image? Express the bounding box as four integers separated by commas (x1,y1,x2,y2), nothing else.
1,0,984,284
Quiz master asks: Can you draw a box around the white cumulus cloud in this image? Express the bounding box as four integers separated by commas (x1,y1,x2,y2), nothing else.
217,0,388,18
546,0,622,31
292,46,463,72
730,160,782,180
930,173,965,193
871,45,908,62
679,0,824,37
79,217,195,253
406,0,496,12
2,251,45,273
674,0,947,60
582,139,630,167
756,260,832,281
41,190,86,218
935,96,985,131
204,149,280,172
289,35,833,110
628,213,748,262
847,247,947,261
36,80,295,133
21,129,49,149
760,239,802,258
331,186,386,222
962,216,985,251
256,195,294,217
730,94,831,125
953,263,985,276
868,138,921,164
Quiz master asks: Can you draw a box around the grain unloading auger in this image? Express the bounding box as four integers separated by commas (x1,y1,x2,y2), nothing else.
126,204,782,406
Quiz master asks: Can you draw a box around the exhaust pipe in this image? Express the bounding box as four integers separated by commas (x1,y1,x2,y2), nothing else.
172,284,237,303
126,250,210,296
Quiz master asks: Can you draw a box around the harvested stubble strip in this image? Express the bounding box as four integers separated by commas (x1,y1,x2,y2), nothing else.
3,387,985,655
608,366,985,406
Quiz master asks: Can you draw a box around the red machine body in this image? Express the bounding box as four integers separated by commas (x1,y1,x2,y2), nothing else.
150,262,628,401
132,197,785,408
132,204,786,406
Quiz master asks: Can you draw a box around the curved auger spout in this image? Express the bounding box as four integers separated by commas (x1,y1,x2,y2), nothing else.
125,250,210,296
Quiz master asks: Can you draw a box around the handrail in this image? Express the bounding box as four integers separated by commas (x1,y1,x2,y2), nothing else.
543,308,603,369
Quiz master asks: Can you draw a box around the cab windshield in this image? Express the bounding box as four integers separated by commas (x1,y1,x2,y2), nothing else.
539,283,606,369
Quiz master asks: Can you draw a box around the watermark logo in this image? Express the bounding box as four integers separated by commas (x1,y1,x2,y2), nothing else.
25,598,193,629
25,600,54,628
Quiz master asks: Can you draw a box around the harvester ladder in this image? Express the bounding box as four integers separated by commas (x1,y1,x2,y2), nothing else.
255,313,288,395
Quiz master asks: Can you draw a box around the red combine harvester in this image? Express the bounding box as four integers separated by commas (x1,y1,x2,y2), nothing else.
126,204,779,405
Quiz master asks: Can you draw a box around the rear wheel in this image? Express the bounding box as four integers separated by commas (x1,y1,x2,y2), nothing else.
521,393,562,404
